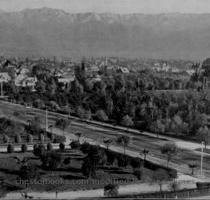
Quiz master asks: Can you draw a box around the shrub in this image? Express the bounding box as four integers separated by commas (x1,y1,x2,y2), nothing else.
13,111,20,117
53,135,66,143
19,165,40,180
63,157,71,165
7,144,14,153
33,144,45,157
70,141,80,149
168,169,178,180
26,134,33,143
80,142,91,154
47,143,53,151
130,158,142,169
3,134,10,143
121,115,134,127
15,134,22,143
106,150,117,165
133,169,142,180
59,143,65,151
117,155,130,168
33,144,39,155
21,144,27,153
49,133,55,142
40,152,62,170
153,169,169,192
104,184,119,197
95,110,108,122
39,134,45,143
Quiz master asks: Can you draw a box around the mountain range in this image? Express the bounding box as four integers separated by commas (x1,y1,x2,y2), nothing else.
0,8,210,60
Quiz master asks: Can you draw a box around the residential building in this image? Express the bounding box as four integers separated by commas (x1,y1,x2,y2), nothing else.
0,72,11,82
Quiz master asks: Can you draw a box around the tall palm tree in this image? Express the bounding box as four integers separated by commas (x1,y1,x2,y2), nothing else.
103,137,113,151
75,132,82,143
116,135,130,158
142,149,149,162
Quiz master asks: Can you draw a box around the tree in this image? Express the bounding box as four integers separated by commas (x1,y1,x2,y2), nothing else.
130,158,141,169
120,115,134,127
33,144,39,155
13,111,20,117
39,133,45,143
106,151,117,166
40,152,62,170
117,154,130,168
80,142,91,154
59,142,65,151
3,134,10,143
81,146,101,178
21,144,27,153
76,106,86,119
26,134,33,143
55,118,70,136
70,141,81,150
15,134,22,144
170,115,184,135
188,162,197,175
197,126,210,149
161,143,178,168
75,132,82,143
104,184,119,197
49,132,55,142
170,181,179,194
47,143,53,151
7,144,14,153
116,135,130,158
133,169,142,180
95,110,108,122
63,157,71,165
103,138,113,150
142,149,149,162
153,169,169,192
33,144,46,157
150,119,165,137
19,165,40,181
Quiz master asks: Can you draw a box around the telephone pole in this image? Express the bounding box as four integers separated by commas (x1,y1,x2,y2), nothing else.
201,141,204,177
45,109,48,132
0,81,3,97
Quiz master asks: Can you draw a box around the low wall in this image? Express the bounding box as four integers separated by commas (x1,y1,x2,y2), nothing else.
118,186,210,199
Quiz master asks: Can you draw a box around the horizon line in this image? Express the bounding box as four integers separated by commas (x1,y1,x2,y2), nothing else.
2,7,210,15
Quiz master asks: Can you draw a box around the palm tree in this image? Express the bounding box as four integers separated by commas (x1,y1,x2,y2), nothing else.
188,162,197,175
75,132,82,143
103,137,113,150
116,135,130,163
27,119,31,127
55,118,70,136
161,143,178,168
142,149,149,163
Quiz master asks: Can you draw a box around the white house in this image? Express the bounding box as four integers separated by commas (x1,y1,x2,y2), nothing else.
0,72,11,82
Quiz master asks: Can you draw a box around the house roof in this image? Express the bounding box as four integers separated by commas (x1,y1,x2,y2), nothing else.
0,72,11,82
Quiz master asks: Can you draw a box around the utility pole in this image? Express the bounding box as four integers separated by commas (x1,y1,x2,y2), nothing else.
201,141,204,177
45,109,48,132
0,81,3,97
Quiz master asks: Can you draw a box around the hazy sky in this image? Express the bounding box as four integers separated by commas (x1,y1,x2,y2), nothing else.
1,0,210,13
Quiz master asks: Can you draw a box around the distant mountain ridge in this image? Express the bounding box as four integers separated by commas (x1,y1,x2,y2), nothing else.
0,8,210,59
